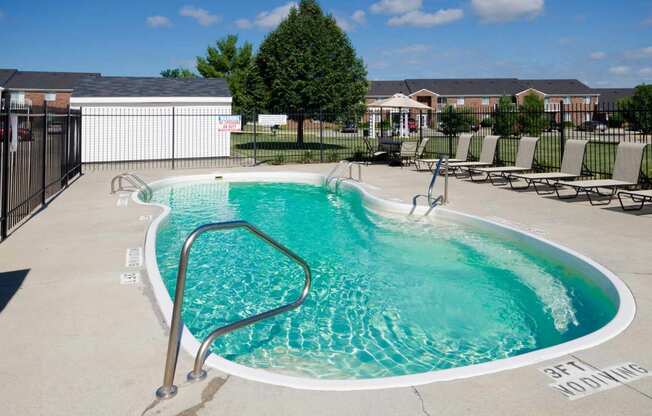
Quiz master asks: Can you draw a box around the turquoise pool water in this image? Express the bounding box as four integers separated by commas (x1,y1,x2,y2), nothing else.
153,180,617,380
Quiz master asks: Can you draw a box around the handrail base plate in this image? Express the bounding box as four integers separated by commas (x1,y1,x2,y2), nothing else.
155,385,178,399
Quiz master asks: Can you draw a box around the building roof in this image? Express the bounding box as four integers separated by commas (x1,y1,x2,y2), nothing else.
591,88,635,106
0,69,17,87
519,79,595,95
368,78,597,97
406,78,523,96
368,80,410,97
1,70,100,91
73,76,231,97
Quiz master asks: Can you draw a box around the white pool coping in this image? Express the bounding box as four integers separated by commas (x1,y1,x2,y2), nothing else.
134,171,636,392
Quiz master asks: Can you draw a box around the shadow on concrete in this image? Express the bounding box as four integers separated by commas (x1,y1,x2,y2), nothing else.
0,269,30,313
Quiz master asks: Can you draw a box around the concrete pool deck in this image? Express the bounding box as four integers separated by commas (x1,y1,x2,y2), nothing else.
0,163,651,415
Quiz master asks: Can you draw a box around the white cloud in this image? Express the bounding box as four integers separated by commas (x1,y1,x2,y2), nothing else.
383,44,431,55
335,15,354,31
237,2,296,30
624,46,652,60
639,67,652,77
179,6,220,26
590,51,606,60
471,0,544,23
235,19,253,29
388,8,463,27
609,66,631,76
643,17,652,26
352,10,366,24
370,0,422,15
146,15,172,28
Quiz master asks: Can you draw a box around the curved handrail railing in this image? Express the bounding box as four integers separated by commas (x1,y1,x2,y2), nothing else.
410,158,447,215
155,220,312,400
111,173,153,202
324,161,364,190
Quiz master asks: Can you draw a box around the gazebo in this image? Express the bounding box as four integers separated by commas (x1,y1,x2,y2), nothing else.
367,93,432,137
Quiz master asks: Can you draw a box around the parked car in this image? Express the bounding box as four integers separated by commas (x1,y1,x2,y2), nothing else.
408,118,417,132
577,121,607,132
341,123,357,133
0,126,32,142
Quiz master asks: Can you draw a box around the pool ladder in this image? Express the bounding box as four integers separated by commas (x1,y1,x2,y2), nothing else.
111,173,153,202
410,157,448,216
324,161,364,191
156,220,312,400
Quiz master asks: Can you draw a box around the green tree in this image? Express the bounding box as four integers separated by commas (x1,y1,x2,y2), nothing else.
439,105,474,137
255,0,368,144
493,96,518,137
519,92,547,136
197,35,259,113
625,84,652,134
160,68,196,78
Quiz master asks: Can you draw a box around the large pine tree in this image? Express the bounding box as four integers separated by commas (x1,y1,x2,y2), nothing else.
255,0,368,143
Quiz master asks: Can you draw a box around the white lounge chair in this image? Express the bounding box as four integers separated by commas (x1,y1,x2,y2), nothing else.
448,135,500,177
415,133,472,172
468,136,540,184
401,138,431,166
508,139,588,194
554,142,648,205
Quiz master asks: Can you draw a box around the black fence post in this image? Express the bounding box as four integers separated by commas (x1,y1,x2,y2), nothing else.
63,106,70,187
319,110,324,163
41,101,48,206
419,110,423,144
252,110,257,165
559,103,566,164
1,93,11,240
171,107,176,170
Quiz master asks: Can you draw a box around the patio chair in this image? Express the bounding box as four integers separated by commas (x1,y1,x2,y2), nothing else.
448,135,500,177
554,142,648,205
398,141,418,167
401,137,431,167
507,139,588,194
361,135,388,160
415,133,472,172
617,189,652,211
467,137,539,184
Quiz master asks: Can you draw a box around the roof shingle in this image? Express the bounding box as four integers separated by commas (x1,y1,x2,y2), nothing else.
73,76,231,98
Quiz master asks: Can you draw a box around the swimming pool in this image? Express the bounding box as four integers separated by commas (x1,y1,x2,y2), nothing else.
142,172,635,390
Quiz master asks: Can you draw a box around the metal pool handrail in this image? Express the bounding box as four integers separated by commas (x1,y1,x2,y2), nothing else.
110,173,153,202
324,161,364,189
411,157,448,215
155,220,312,400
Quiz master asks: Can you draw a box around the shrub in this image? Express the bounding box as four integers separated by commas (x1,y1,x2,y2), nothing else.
270,154,286,165
300,150,314,164
480,117,494,128
327,150,339,162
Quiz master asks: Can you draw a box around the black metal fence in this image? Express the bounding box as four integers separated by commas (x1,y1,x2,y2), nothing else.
0,96,82,241
81,104,650,180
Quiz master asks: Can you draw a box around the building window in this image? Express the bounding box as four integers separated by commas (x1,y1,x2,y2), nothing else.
10,91,26,104
437,97,447,104
584,96,591,105
482,97,490,106
563,96,571,105
457,98,465,106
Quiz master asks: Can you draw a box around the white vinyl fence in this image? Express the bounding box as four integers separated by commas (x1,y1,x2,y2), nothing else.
81,106,232,163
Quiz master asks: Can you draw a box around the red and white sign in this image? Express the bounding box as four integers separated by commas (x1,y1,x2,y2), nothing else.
216,115,241,132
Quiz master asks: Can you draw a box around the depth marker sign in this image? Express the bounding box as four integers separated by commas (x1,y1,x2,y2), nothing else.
540,360,650,400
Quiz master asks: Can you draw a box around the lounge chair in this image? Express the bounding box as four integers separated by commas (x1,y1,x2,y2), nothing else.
448,135,500,177
617,189,652,211
415,133,472,172
508,139,588,194
554,142,648,205
467,136,540,184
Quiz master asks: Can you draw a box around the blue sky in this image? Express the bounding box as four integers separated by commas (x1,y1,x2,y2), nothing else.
2,0,652,87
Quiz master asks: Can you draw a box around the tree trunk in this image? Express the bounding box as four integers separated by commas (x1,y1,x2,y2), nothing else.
297,114,304,145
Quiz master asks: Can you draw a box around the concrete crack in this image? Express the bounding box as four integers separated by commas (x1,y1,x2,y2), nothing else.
412,386,432,416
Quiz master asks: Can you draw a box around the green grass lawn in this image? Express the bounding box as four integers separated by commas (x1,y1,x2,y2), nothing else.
231,131,652,181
